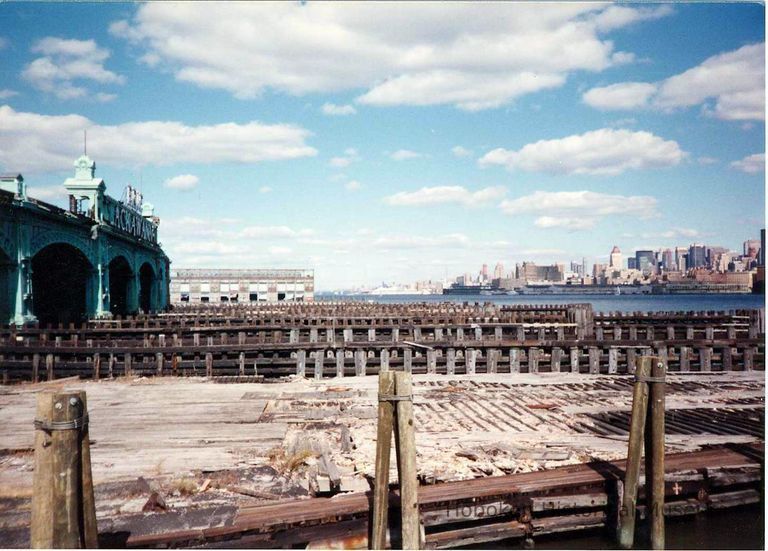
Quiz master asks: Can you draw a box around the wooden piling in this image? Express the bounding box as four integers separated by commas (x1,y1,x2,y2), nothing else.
31,390,97,548
618,356,650,549
371,372,395,550
394,371,420,550
646,358,666,550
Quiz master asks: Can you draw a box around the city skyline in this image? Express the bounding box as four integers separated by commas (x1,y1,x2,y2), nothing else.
0,3,764,290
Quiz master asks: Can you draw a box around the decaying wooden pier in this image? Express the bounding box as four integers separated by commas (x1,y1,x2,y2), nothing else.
0,302,764,381
0,302,764,548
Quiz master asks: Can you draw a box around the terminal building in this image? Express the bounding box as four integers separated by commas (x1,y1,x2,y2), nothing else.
0,155,169,326
170,269,314,304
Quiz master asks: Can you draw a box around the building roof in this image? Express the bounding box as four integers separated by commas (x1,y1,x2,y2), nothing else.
611,245,621,254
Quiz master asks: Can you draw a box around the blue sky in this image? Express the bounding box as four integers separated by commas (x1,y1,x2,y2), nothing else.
0,2,764,290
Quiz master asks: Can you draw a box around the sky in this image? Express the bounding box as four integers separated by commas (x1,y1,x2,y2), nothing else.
0,2,764,290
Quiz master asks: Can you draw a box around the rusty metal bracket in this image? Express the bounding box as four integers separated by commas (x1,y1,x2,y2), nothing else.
378,394,412,402
33,413,89,432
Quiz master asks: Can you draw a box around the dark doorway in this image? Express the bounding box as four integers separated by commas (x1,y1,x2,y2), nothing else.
0,248,12,324
139,263,154,313
109,256,133,317
32,243,91,326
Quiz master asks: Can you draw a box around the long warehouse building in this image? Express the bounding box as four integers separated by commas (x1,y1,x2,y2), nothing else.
170,268,314,304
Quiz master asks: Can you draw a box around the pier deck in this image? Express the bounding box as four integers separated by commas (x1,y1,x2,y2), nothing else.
0,371,763,547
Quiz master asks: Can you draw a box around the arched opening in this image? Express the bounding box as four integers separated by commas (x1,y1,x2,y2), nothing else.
32,243,91,326
109,256,133,317
0,248,13,324
139,262,155,313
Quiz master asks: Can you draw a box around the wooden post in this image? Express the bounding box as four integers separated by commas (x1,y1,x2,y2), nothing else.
618,356,651,549
510,348,520,373
426,349,437,374
371,372,396,550
528,347,539,373
297,350,306,377
32,353,40,383
205,352,213,378
155,353,163,376
551,347,562,373
125,352,132,378
355,350,366,376
314,351,324,380
394,371,420,550
570,347,579,373
31,390,98,548
645,358,666,550
379,348,389,372
588,347,600,374
403,348,412,373
46,354,54,381
488,348,499,374
608,348,618,374
466,348,476,375
446,348,456,375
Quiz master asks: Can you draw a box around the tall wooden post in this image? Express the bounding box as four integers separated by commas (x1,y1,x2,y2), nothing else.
618,356,650,549
31,390,98,548
394,371,420,550
646,359,666,550
371,372,396,550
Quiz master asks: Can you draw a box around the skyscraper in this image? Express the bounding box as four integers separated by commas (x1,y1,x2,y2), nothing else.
761,229,765,267
609,245,622,269
493,262,504,280
675,247,688,272
627,258,637,270
661,249,675,271
688,244,708,269
635,250,656,274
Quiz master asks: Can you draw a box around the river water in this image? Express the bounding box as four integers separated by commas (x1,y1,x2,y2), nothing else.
529,504,764,550
318,293,765,313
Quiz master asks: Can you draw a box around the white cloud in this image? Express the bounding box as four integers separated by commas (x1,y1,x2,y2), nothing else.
0,105,317,173
163,174,199,191
0,89,18,99
479,128,684,176
500,190,658,230
110,3,670,111
390,149,423,161
239,226,314,238
21,37,125,101
451,146,472,158
329,148,360,168
345,180,362,191
258,186,272,193
582,82,657,110
26,184,68,201
582,43,765,121
731,153,765,174
534,216,597,230
384,185,506,207
623,227,703,240
322,102,357,116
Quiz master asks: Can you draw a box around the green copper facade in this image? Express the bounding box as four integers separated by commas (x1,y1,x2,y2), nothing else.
0,156,170,326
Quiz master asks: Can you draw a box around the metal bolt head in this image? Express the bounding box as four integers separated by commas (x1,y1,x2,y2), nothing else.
54,402,62,410
69,397,79,406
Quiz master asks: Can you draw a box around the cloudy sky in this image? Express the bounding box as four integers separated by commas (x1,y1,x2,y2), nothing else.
0,2,764,290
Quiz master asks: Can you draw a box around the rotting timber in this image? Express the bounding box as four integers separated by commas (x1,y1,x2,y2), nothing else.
0,302,764,549
121,444,763,549
0,302,764,381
